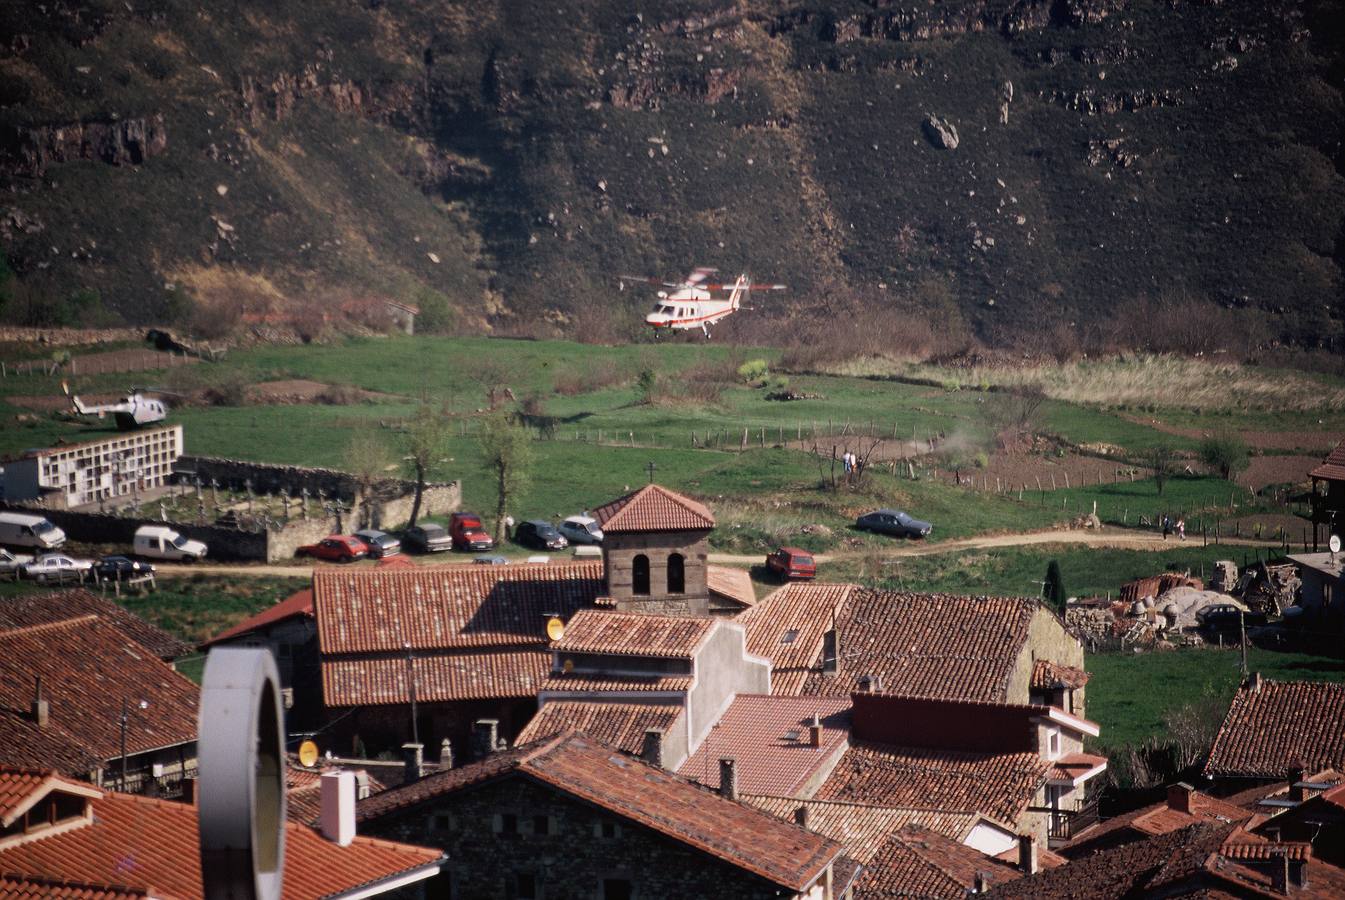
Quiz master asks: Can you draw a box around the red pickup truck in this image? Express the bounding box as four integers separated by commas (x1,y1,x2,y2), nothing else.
766,547,816,581
449,512,494,551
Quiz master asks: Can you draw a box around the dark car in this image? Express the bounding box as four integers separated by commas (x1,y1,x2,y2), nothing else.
1197,603,1268,632
94,555,155,582
353,529,401,559
404,523,453,553
766,547,816,581
855,509,933,538
474,554,509,565
514,520,569,551
296,535,370,563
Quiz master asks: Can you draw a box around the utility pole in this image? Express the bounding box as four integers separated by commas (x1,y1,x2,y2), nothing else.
405,642,419,747
120,699,128,791
1239,609,1249,678
646,460,657,484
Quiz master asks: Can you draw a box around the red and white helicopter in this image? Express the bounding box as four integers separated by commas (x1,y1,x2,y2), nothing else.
618,267,786,337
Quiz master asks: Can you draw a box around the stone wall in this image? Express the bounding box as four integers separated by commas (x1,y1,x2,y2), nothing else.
603,530,711,615
1006,605,1087,711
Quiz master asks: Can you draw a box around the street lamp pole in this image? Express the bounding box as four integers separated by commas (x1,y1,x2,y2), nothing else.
120,699,128,791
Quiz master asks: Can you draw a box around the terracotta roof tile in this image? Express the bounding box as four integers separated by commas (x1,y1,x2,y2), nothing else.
592,484,715,533
0,874,148,899
857,824,1024,898
815,741,1051,824
314,562,603,654
0,779,443,900
202,588,313,648
516,701,682,754
553,609,715,658
1047,752,1108,786
537,671,693,693
801,591,1041,702
1309,438,1345,481
737,582,855,695
678,695,851,796
0,617,198,768
0,589,190,660
0,768,99,827
742,795,983,863
1031,659,1089,690
359,732,841,892
286,763,386,826
0,711,103,779
1058,788,1252,859
1204,680,1345,779
323,648,551,706
707,565,756,608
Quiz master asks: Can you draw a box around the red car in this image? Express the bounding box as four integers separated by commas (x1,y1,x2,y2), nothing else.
297,535,369,563
449,512,494,551
766,547,816,581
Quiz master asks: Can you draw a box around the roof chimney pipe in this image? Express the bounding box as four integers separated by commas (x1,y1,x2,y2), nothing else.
31,676,48,728
472,719,500,759
320,771,356,847
794,805,809,829
1288,764,1307,803
808,714,823,748
1018,834,1038,875
974,872,989,893
1167,782,1195,815
719,758,737,801
439,738,454,770
642,727,666,769
402,743,424,784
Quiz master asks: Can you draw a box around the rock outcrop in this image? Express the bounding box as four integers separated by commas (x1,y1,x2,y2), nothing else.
922,114,959,150
1,114,167,178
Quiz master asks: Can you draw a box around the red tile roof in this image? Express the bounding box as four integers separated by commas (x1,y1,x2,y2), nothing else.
737,582,856,695
1058,787,1252,859
801,591,1042,702
0,589,191,661
0,782,443,900
678,695,851,796
1031,659,1089,690
0,768,99,827
286,763,386,826
0,711,103,779
358,731,841,893
0,874,148,900
707,564,756,608
554,609,715,658
0,616,198,767
1047,753,1108,786
537,671,693,693
516,700,683,754
1204,680,1345,779
201,587,313,648
857,824,1024,898
324,648,551,706
815,741,1051,824
1309,438,1345,481
742,795,985,863
592,484,715,533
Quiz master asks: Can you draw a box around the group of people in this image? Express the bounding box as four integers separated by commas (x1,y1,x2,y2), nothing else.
1161,514,1186,541
842,450,859,475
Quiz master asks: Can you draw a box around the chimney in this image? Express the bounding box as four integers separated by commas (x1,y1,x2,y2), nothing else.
31,676,48,728
1271,854,1290,894
1249,671,1263,692
794,805,809,829
1018,834,1038,875
402,742,424,784
472,719,499,758
974,873,989,893
719,758,737,801
822,627,838,675
1288,764,1307,804
439,737,454,770
808,714,823,748
1167,782,1196,815
353,770,371,801
642,727,665,769
320,771,356,846
181,777,197,805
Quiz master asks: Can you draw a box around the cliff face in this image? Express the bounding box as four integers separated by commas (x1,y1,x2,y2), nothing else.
0,0,1341,349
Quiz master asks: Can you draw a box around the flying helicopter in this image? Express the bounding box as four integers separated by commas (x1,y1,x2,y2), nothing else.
618,267,787,337
62,381,172,430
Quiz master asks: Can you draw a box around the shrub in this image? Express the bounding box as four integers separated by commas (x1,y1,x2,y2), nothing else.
637,369,657,405
737,359,769,384
1198,432,1250,481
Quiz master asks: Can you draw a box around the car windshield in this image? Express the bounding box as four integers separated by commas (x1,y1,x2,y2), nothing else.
586,523,601,534
35,520,58,535
795,555,815,566
539,526,559,537
423,525,446,538
172,535,191,548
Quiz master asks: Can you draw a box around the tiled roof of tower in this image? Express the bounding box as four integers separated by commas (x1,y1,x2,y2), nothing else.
742,795,983,863
1031,659,1089,691
0,783,444,900
0,616,198,766
1203,680,1345,779
592,484,715,533
313,562,604,654
1309,438,1345,481
516,700,683,754
801,591,1040,702
0,589,190,660
358,732,842,893
707,565,756,608
202,587,313,648
323,648,550,706
815,741,1051,824
553,609,715,658
857,824,1024,898
737,582,856,695
678,695,851,796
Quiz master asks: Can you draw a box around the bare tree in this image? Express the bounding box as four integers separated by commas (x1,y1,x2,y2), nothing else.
402,405,450,527
479,412,532,542
1147,443,1177,496
344,429,395,528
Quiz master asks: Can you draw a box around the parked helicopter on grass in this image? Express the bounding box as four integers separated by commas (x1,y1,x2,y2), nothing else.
618,267,786,337
62,381,173,430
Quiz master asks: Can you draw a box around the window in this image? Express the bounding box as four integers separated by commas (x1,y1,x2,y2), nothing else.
513,873,537,899
632,555,650,595
781,628,800,644
495,813,519,834
1047,728,1061,759
532,814,551,835
432,813,453,831
602,878,633,900
666,553,685,594
594,820,621,839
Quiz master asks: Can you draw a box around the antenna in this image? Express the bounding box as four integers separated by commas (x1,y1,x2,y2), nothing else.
546,617,565,642
1330,534,1341,564
298,739,319,768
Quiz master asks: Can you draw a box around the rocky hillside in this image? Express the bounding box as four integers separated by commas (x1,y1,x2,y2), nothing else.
1,0,1342,350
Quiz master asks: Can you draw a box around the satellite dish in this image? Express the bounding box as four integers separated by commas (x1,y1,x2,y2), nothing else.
562,658,574,673
546,617,565,642
1330,534,1341,555
298,740,319,768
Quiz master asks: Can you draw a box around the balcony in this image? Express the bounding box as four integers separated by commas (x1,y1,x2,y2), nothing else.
115,763,198,800
1047,795,1100,844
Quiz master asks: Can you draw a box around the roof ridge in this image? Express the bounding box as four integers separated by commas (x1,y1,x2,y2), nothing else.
743,793,982,815
0,613,101,639
884,828,980,891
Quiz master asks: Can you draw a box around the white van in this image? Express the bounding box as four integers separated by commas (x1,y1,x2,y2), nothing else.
133,524,208,561
0,512,67,549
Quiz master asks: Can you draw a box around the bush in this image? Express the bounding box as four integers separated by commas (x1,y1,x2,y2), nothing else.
1198,432,1250,481
637,369,657,405
737,359,769,384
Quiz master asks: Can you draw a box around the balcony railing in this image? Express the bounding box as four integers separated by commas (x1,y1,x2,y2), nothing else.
1047,795,1100,843
117,763,198,800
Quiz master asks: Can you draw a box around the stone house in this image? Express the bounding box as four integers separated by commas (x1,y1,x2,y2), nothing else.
1204,676,1345,793
356,730,852,899
1287,552,1345,635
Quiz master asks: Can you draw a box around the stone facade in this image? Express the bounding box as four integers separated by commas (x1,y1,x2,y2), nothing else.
361,772,804,899
603,529,711,616
1007,606,1087,714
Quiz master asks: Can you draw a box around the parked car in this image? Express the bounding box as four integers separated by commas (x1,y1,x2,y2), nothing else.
0,548,34,576
474,554,509,565
404,523,453,553
449,512,494,551
0,511,66,549
353,529,401,559
855,509,933,538
133,524,207,561
21,553,93,583
766,546,817,581
558,515,603,545
514,520,568,551
296,535,370,563
93,555,155,582
1197,603,1267,631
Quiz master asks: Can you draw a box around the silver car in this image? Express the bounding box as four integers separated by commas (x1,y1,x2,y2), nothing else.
0,548,34,576
21,552,94,582
558,515,604,545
